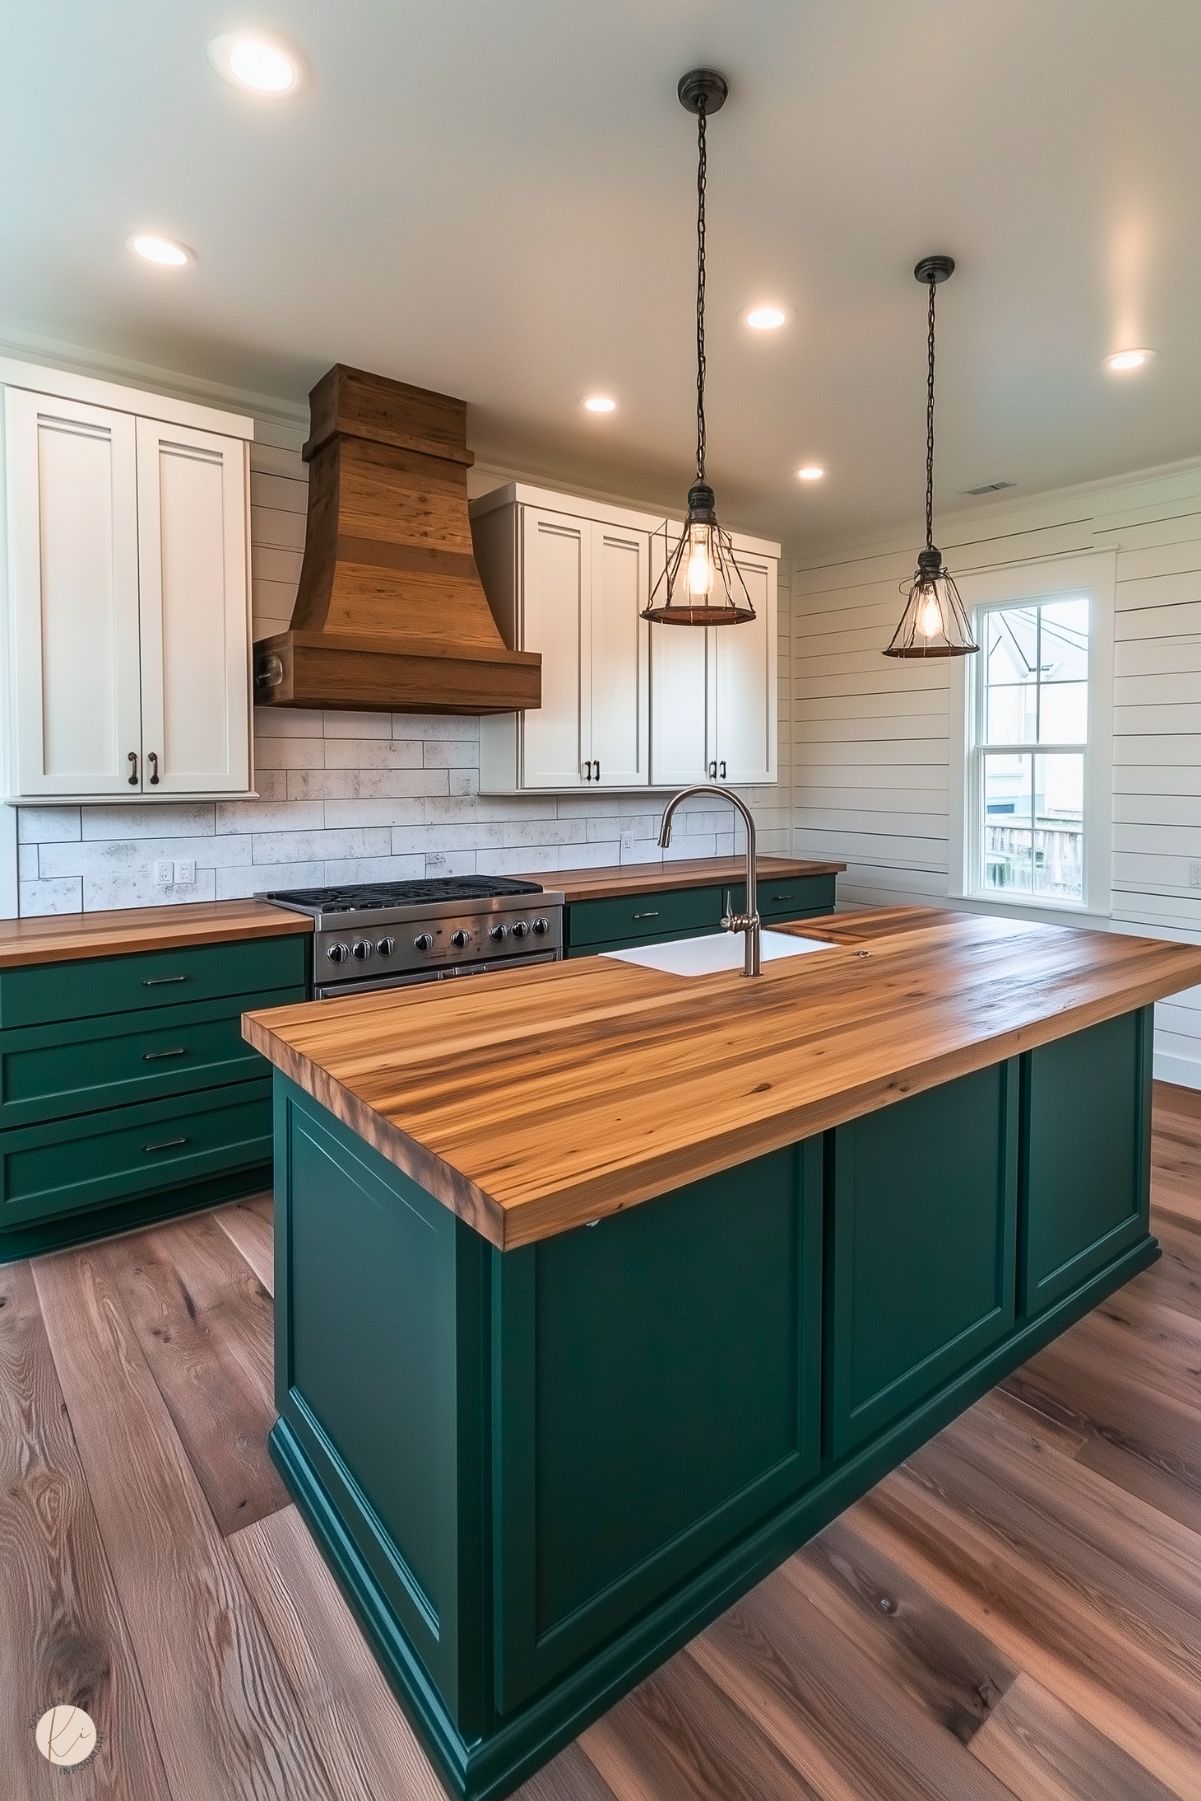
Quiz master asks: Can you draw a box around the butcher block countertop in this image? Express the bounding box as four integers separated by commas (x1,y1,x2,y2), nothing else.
517,854,845,902
0,898,312,969
244,906,1201,1251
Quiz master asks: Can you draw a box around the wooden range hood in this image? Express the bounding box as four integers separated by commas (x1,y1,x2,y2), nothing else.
254,365,541,713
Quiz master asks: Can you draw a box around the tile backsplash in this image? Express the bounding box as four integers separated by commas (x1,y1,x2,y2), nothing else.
16,709,790,915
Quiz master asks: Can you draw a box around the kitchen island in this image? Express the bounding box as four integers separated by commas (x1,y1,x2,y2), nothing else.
243,907,1201,1801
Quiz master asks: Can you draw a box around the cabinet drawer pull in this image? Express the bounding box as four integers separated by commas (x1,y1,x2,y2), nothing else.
770,893,794,902
632,910,660,921
142,1136,188,1154
141,975,188,987
142,1046,188,1062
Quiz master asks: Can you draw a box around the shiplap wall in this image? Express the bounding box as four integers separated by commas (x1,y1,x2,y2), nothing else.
790,463,1201,1087
16,415,792,912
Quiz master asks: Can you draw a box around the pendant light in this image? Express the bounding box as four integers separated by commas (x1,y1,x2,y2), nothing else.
643,69,755,627
885,256,978,658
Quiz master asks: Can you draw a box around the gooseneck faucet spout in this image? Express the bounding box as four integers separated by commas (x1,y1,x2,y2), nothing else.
658,784,761,976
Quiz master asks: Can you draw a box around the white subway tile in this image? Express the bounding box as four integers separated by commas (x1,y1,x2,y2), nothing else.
449,770,479,796
321,710,393,740
19,877,83,915
18,845,38,880
391,714,478,741
407,823,505,852
323,855,425,883
253,769,288,800
18,806,82,844
80,803,216,841
321,799,426,829
286,770,362,800
423,739,480,769
425,850,478,876
480,846,564,874
584,816,622,841
251,827,392,865
355,769,449,798
216,800,325,836
216,861,325,899
255,738,326,770
501,820,587,848
323,739,425,770
82,870,217,910
253,706,324,737
549,841,621,869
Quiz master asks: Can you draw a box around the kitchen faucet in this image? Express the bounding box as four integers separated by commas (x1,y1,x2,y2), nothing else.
658,784,761,976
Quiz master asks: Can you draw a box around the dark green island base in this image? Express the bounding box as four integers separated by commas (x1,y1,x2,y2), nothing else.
269,1005,1155,1801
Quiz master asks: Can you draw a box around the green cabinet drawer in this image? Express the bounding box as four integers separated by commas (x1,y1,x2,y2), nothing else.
826,1061,1019,1461
736,874,837,920
1021,1008,1151,1318
0,934,307,1029
567,885,723,951
0,986,301,1130
0,1080,272,1228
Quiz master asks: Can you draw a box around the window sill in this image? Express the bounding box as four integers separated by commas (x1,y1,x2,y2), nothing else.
954,891,1113,927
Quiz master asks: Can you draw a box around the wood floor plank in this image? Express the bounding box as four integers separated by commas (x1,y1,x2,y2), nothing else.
860,1431,1201,1795
104,1211,287,1535
581,1645,824,1801
968,1673,1181,1801
0,1260,171,1801
33,1245,341,1801
778,1515,1019,1746
214,1193,275,1295
687,1566,1012,1801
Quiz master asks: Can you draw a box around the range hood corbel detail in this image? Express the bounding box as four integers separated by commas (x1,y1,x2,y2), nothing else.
254,365,541,713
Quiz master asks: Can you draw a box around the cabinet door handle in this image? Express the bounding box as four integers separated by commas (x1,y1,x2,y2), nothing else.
719,760,727,779
593,759,601,781
148,751,160,786
127,751,139,786
141,975,188,987
707,759,717,779
142,1136,188,1154
632,910,660,921
582,760,593,782
142,1046,188,1061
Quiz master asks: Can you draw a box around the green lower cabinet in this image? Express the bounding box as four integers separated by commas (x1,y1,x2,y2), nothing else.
491,1140,823,1709
0,1079,272,1229
0,933,306,1028
825,1061,1019,1460
1021,1007,1152,1317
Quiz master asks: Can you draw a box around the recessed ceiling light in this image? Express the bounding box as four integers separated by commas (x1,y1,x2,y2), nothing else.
796,464,825,481
1104,348,1154,372
207,31,303,96
127,233,194,268
582,395,617,413
741,303,794,331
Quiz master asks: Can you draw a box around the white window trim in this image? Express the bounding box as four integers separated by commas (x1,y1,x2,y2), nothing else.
948,550,1115,921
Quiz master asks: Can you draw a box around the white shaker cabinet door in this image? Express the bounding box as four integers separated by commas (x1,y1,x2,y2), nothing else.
4,390,143,796
710,552,778,786
135,420,251,794
589,523,649,787
518,507,589,789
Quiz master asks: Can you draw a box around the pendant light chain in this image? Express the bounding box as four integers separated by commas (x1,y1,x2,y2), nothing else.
924,275,937,552
695,99,708,485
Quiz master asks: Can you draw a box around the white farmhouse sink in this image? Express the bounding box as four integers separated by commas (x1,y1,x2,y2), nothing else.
602,929,837,977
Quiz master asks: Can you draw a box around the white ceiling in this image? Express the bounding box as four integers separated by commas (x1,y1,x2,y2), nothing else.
4,1,1201,546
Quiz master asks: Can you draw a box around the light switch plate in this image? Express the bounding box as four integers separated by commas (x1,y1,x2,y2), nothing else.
173,859,196,885
153,859,172,884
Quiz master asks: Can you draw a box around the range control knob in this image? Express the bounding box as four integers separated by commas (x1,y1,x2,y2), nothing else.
326,941,350,964
376,936,396,957
451,929,470,950
531,916,550,935
351,939,373,961
489,923,509,943
510,919,530,940
414,933,434,952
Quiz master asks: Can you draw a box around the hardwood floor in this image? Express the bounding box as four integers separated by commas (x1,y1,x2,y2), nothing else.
3,1084,1199,1800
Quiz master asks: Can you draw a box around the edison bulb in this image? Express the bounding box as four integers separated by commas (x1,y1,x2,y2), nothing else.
686,526,714,598
917,591,943,639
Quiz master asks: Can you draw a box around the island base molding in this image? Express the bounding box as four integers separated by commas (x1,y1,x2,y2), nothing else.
267,1004,1154,1801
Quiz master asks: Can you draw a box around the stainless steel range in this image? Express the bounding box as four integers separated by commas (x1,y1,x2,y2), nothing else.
262,876,565,999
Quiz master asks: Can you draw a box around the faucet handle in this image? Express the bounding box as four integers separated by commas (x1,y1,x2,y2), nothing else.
721,888,733,930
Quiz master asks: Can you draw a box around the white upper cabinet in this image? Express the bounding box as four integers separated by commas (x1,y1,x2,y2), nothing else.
1,361,253,802
473,482,776,795
475,488,650,792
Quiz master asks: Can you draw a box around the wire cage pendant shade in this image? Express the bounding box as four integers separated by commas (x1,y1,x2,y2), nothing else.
644,69,755,627
886,254,978,659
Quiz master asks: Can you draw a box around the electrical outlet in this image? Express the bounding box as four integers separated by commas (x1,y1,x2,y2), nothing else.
153,859,172,884
173,859,196,885
1190,862,1201,890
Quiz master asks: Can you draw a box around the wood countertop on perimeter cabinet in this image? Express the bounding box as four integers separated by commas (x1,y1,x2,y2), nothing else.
517,855,846,902
244,906,1201,1250
0,899,312,969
